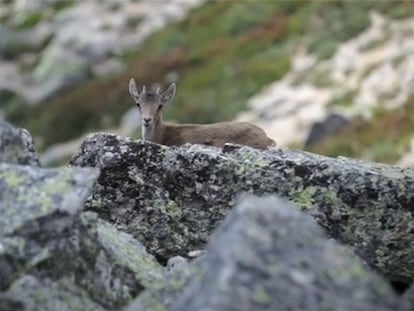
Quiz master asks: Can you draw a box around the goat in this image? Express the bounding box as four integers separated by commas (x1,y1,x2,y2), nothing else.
128,78,276,149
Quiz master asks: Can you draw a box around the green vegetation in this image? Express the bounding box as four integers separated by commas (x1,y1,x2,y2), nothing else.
6,0,414,150
293,66,334,88
331,90,357,107
16,10,43,29
359,30,391,52
306,1,414,59
0,90,27,124
307,95,414,164
307,4,371,59
50,0,75,12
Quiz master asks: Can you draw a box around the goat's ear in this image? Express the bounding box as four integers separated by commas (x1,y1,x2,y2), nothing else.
161,83,176,104
129,78,141,103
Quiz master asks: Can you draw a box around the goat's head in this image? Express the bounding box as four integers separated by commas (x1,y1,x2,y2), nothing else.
129,78,176,128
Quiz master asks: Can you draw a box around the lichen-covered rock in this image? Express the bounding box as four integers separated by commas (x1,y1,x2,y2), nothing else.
0,120,40,166
124,258,197,311
0,163,99,289
34,212,165,309
0,163,98,238
125,195,404,311
1,275,106,311
91,213,166,308
70,133,414,283
0,162,165,309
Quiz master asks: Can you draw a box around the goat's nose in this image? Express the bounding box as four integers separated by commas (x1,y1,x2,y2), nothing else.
143,117,152,124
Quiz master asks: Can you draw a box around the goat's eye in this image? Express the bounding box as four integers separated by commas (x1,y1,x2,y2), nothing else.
157,105,163,112
136,103,140,108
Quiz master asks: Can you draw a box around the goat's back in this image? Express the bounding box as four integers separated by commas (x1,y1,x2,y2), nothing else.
162,121,275,149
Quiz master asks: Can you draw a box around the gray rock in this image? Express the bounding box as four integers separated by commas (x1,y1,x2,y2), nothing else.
400,283,414,310
94,214,166,305
0,163,99,289
0,163,97,237
304,113,349,148
125,195,403,311
166,256,189,274
42,212,165,309
0,162,165,309
1,275,106,311
70,133,414,283
0,120,40,166
124,258,196,311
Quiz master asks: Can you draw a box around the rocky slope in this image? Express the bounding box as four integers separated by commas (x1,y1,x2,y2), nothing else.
1,119,414,310
6,1,414,167
0,0,203,105
237,11,414,164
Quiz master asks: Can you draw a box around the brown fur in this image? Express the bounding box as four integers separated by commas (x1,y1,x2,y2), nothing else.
154,120,276,149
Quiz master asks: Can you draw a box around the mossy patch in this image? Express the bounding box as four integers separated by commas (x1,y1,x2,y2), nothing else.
16,11,44,29
330,90,357,107
156,199,183,220
252,286,273,304
293,65,334,88
289,186,316,210
50,0,75,12
3,169,26,187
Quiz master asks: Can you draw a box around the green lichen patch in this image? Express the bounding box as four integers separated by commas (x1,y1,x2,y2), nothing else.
156,199,183,220
289,186,316,210
3,169,26,187
97,219,165,289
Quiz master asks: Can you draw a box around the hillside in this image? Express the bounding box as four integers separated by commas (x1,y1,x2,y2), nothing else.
3,0,414,165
